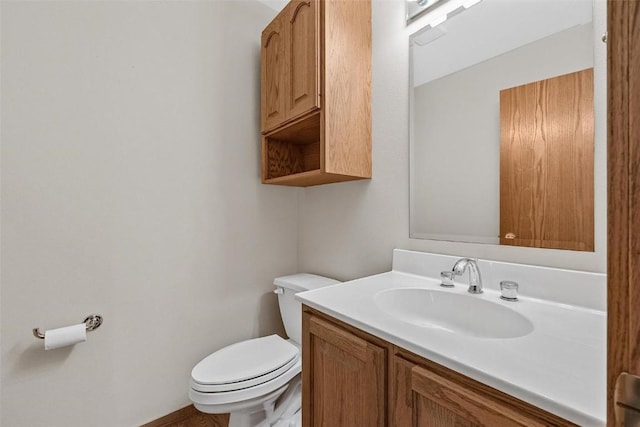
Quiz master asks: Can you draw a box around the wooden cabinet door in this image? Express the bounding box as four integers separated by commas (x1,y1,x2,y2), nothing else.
302,314,386,427
607,1,640,425
261,17,286,133
393,357,549,427
284,0,319,121
499,69,594,251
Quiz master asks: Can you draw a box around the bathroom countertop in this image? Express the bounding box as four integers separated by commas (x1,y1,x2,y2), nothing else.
296,271,606,427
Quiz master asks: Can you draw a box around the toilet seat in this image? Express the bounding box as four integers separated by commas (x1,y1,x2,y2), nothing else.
192,355,299,393
190,335,301,408
191,335,298,393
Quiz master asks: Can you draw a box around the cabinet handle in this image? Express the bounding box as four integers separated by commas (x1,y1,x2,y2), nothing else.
615,373,640,424
290,1,312,24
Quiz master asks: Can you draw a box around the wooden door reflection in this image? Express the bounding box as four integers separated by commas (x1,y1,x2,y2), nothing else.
499,68,594,251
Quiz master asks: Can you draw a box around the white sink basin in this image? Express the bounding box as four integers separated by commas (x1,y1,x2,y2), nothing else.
374,288,534,339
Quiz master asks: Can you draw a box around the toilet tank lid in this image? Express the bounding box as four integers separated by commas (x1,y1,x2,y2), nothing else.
273,273,340,292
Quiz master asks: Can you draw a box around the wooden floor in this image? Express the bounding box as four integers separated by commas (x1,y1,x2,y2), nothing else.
140,405,229,427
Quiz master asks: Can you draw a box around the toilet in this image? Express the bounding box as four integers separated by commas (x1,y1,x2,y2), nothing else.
189,273,340,427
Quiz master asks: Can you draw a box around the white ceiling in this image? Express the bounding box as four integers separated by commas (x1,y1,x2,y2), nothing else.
412,0,593,87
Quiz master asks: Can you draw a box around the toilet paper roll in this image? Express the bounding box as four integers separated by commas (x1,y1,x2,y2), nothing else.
44,323,87,350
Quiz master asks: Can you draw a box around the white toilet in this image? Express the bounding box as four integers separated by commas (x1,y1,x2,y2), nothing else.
189,273,340,427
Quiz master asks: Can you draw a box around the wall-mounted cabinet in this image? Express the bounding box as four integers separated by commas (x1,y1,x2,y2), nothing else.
261,0,319,133
260,0,371,187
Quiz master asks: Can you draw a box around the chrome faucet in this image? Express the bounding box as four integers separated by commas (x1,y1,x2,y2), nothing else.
451,258,483,294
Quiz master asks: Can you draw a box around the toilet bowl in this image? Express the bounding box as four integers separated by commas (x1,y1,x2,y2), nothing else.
189,273,340,427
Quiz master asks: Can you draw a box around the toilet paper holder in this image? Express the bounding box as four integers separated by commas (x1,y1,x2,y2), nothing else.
32,314,103,339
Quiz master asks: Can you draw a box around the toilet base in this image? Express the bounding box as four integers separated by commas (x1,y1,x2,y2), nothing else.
194,375,302,427
271,410,301,427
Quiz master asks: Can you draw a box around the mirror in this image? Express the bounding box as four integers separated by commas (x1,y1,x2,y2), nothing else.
409,0,597,251
407,0,449,23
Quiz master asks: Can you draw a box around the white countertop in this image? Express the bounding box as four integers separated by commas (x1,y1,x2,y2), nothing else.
297,270,606,426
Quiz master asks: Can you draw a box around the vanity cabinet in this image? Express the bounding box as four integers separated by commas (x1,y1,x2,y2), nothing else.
302,306,576,427
260,0,371,186
392,353,575,427
302,311,386,426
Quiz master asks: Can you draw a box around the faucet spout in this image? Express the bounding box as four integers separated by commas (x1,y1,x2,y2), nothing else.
451,258,483,294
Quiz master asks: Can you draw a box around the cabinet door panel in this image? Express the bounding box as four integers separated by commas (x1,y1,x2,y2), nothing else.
261,18,286,133
416,398,473,427
304,315,385,427
410,365,545,427
285,0,319,120
393,356,555,427
392,356,414,427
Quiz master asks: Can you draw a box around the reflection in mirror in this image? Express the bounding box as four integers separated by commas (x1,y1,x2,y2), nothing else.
409,0,596,252
407,0,480,24
407,0,447,23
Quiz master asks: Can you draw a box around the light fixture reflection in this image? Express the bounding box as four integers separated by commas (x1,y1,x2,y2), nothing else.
411,0,483,28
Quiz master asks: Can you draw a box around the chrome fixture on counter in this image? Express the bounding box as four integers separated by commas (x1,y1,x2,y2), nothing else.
451,258,483,294
440,270,454,287
500,281,519,302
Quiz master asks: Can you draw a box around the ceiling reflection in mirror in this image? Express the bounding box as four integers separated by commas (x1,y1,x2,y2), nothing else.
409,0,597,251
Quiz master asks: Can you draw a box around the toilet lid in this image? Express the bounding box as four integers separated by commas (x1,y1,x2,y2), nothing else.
191,335,299,387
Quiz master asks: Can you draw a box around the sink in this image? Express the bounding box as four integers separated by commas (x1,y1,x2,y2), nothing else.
374,288,534,339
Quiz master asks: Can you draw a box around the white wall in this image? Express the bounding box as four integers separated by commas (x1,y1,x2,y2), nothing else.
297,0,607,279
0,1,295,426
0,0,608,426
412,23,594,242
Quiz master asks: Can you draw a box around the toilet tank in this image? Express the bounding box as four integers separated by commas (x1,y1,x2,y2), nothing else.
274,273,340,344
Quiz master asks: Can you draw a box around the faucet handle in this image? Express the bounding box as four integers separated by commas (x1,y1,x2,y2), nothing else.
440,271,454,288
500,280,519,301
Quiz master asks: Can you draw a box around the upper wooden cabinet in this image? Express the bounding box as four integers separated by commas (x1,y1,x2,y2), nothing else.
261,0,319,132
261,17,287,132
284,0,319,121
260,0,371,187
